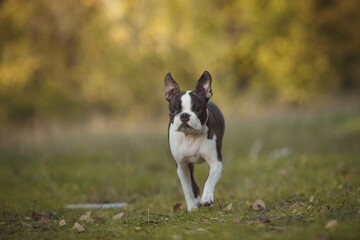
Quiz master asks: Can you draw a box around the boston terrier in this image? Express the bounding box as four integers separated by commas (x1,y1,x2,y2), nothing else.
164,71,225,211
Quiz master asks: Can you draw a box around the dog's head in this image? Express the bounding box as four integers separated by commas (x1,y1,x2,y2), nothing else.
165,71,213,134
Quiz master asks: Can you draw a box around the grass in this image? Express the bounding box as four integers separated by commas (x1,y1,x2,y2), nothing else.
0,106,359,239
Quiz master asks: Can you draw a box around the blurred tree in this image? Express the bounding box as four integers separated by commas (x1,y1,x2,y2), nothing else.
0,0,359,124
227,0,360,103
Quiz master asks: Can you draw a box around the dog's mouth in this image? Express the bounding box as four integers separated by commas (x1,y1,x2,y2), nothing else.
177,123,195,133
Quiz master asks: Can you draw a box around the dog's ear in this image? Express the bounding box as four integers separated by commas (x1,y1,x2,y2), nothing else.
196,71,213,99
164,73,180,101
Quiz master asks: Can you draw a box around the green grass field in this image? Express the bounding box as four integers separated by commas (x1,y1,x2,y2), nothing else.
0,106,359,239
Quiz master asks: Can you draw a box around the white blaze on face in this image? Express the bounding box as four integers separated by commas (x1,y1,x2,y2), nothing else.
180,91,192,112
173,91,203,133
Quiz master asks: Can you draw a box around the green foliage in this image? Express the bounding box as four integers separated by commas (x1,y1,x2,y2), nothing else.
0,0,359,122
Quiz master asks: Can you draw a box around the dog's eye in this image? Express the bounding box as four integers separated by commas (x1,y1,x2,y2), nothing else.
170,107,176,114
193,106,201,113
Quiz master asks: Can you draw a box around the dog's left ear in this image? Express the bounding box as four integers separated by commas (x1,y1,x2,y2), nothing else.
196,71,213,99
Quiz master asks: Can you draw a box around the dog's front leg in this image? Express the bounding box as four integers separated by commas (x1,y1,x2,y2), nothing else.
176,161,201,211
201,160,222,206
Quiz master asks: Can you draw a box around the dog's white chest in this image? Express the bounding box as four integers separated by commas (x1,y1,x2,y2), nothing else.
169,123,216,164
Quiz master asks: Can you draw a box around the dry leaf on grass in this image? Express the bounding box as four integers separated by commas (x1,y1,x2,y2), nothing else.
232,217,241,223
252,199,266,210
289,203,299,210
59,219,66,227
325,219,338,230
112,212,126,220
31,211,42,221
173,203,182,213
73,222,85,233
223,203,233,212
258,222,266,228
0,222,6,225
310,195,314,203
79,211,94,223
79,211,91,221
22,223,32,228
269,226,286,231
37,217,48,223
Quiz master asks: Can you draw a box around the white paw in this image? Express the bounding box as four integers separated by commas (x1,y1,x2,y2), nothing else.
187,197,201,211
201,192,214,206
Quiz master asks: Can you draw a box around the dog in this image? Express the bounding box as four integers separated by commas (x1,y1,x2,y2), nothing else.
164,71,225,211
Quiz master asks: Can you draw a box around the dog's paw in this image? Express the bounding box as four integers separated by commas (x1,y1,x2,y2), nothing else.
201,200,214,206
201,191,214,206
186,197,201,212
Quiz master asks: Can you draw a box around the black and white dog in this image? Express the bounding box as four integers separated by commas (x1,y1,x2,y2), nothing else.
164,71,225,211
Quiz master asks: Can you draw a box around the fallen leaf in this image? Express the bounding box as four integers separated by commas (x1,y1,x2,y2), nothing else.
32,211,42,221
232,217,241,223
289,203,299,210
269,226,286,231
79,211,92,221
22,223,32,228
258,222,266,228
112,212,126,220
310,195,314,203
24,217,32,221
73,222,85,233
37,217,48,223
135,226,142,231
173,203,182,213
325,219,338,230
0,222,6,225
59,219,66,226
252,199,266,210
223,203,233,212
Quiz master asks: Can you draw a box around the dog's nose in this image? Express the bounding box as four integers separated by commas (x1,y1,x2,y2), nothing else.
180,113,190,123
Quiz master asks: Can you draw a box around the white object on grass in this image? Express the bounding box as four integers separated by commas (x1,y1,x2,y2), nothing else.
64,202,127,209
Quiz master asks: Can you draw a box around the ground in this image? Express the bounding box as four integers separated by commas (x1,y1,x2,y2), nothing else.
0,105,359,239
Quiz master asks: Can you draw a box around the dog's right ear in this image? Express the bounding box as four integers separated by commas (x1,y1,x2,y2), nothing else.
164,73,180,101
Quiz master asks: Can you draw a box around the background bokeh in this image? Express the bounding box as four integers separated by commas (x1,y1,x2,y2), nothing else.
1,0,359,126
1,1,360,239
